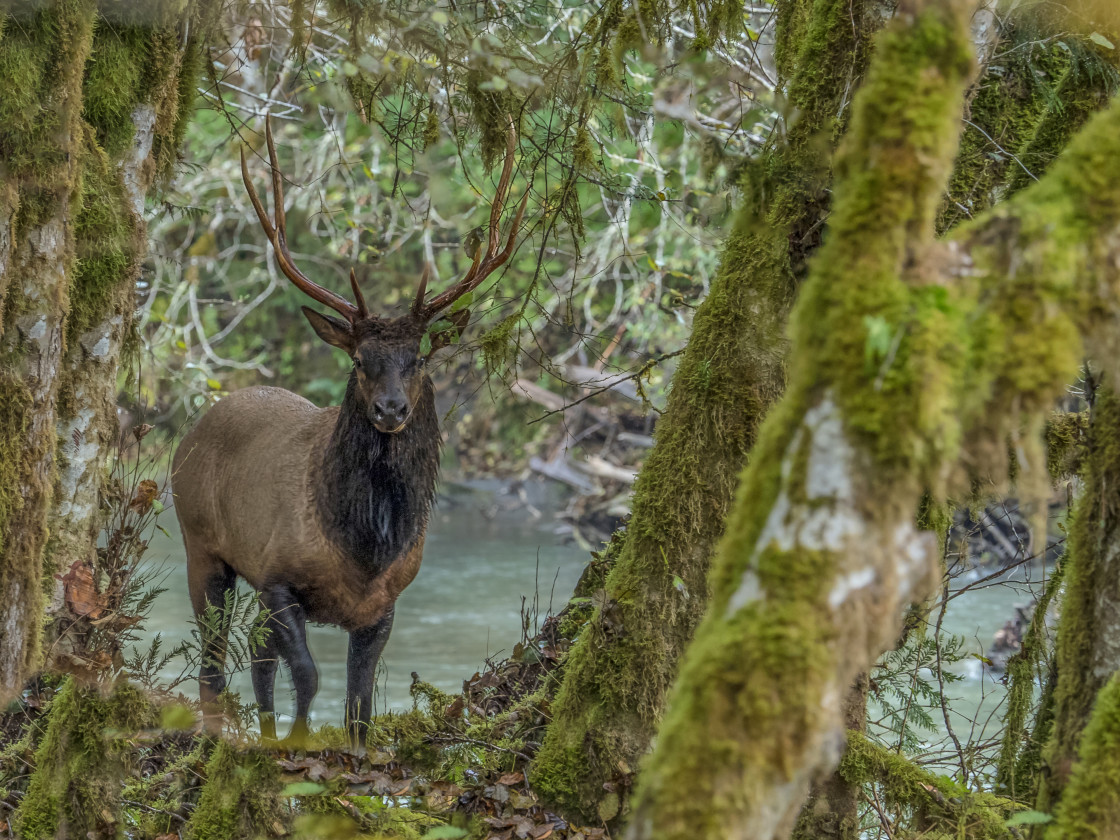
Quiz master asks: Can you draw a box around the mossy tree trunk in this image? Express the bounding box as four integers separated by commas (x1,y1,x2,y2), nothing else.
0,0,216,699
531,0,890,821
1034,387,1120,816
624,0,1120,835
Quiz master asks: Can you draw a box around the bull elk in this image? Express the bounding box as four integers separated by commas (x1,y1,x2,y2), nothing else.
171,116,526,746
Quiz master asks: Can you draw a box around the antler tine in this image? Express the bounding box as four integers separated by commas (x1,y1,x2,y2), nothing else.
350,268,369,319
240,115,360,323
416,118,526,320
411,263,432,317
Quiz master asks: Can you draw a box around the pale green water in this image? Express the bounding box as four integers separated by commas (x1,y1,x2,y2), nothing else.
136,482,1034,743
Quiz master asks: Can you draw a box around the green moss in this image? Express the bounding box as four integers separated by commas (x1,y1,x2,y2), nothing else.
996,560,1064,798
12,678,155,840
1046,410,1089,482
67,127,138,343
1045,674,1120,839
0,374,32,562
183,741,284,840
842,732,1020,838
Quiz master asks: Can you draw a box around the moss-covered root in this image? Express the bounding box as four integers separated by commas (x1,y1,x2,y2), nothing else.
841,732,1020,838
11,678,155,840
1045,674,1120,840
623,3,976,838
183,741,285,840
1031,389,1120,813
530,0,886,822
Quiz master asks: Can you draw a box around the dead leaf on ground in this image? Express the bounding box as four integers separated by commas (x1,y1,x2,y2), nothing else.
497,771,524,786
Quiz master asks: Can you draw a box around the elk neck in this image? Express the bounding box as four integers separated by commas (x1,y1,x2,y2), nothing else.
315,374,440,574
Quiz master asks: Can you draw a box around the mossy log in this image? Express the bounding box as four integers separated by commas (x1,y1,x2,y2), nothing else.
530,0,889,822
0,0,217,699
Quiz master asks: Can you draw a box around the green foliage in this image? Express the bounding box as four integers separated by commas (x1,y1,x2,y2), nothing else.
869,631,966,755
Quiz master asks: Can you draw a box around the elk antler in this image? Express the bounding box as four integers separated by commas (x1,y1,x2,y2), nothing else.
241,116,369,323
412,119,529,322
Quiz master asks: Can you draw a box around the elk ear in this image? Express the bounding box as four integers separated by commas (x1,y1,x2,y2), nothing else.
302,306,355,352
427,308,471,354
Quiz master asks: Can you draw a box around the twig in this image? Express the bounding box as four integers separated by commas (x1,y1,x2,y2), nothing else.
528,348,686,424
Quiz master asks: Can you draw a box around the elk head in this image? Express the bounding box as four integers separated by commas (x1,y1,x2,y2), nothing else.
240,116,528,433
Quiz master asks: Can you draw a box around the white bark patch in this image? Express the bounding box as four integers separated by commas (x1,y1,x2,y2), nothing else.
56,402,99,521
829,567,876,608
124,104,157,214
1,584,24,689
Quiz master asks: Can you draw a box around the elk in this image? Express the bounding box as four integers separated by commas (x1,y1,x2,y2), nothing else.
171,116,526,746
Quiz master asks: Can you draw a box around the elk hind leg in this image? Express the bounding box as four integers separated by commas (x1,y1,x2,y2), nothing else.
187,551,236,731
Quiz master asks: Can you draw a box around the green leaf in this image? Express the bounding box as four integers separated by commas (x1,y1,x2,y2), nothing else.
206,378,222,390
1006,811,1052,827
151,499,165,514
449,292,473,313
430,9,449,24
420,333,432,356
863,315,892,363
282,781,328,796
1089,32,1115,49
422,827,467,839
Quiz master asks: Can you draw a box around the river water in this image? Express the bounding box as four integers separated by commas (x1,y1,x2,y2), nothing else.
135,482,1043,746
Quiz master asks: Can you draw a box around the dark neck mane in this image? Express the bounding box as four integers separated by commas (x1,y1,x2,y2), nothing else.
316,376,440,574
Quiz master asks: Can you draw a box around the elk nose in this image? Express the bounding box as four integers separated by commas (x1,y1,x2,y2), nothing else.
374,397,407,423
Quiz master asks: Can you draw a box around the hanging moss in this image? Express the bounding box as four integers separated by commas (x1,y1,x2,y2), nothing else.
183,741,285,840
1045,674,1120,840
12,678,155,840
996,560,1064,798
67,128,138,344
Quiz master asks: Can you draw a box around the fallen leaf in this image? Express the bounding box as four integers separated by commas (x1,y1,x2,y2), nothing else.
498,771,524,786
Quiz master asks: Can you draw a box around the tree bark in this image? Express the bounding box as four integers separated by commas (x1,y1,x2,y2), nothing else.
531,0,890,821
0,0,217,699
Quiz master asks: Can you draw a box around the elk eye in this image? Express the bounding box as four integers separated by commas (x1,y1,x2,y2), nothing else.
353,357,363,370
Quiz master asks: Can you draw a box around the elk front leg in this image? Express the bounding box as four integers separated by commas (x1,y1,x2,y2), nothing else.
260,584,318,746
346,608,395,750
251,617,280,743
